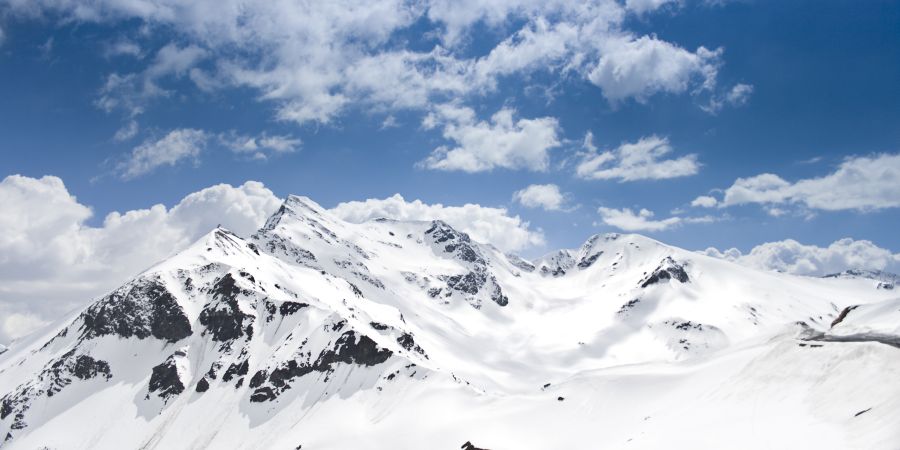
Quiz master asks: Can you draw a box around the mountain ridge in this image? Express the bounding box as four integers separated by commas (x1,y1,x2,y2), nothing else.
1,194,899,449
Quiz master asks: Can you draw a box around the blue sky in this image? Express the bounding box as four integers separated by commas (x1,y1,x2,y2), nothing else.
1,1,899,339
1,0,898,252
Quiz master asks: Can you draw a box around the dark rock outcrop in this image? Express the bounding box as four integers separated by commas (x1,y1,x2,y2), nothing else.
147,354,185,401
640,257,690,288
199,273,255,342
249,331,393,402
79,278,191,343
1,350,112,436
279,301,309,316
222,359,249,382
577,251,603,269
396,333,428,358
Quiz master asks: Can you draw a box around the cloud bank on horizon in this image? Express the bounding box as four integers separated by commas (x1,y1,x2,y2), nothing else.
2,174,899,344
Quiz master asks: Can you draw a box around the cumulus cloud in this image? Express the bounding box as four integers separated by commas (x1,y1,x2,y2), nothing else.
7,0,728,125
512,184,571,211
331,193,545,252
0,175,282,344
697,153,900,212
576,135,699,181
597,206,714,232
117,128,207,179
588,35,720,102
703,238,900,276
419,106,561,172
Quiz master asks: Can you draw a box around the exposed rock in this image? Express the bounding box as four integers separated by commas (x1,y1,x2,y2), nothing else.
425,221,486,265
0,350,112,436
640,257,689,288
397,333,428,358
831,305,860,328
577,251,603,269
249,331,393,402
617,299,640,316
536,250,575,277
446,270,487,296
222,359,249,382
199,273,255,342
279,301,309,316
147,353,186,401
79,277,192,343
506,253,535,273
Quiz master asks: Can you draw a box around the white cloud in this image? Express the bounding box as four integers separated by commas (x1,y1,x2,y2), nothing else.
117,128,207,179
105,39,142,58
702,82,754,113
708,153,900,212
381,115,399,129
691,195,718,208
583,131,597,152
331,193,545,252
597,206,714,232
625,0,680,14
588,35,721,102
219,131,301,160
7,0,727,125
513,184,570,211
703,238,900,276
113,119,139,141
420,106,561,172
96,43,207,117
0,175,282,343
598,207,679,231
726,83,753,105
146,43,207,79
576,135,699,181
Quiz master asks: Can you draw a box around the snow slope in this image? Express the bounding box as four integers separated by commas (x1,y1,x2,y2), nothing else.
1,195,898,449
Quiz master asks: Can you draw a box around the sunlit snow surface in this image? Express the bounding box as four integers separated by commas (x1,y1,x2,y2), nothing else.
1,195,898,449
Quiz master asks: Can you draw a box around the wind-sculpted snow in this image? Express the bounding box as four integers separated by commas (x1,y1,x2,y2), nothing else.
1,195,899,449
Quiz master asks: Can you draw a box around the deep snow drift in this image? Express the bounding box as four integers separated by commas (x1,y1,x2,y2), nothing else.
1,195,898,449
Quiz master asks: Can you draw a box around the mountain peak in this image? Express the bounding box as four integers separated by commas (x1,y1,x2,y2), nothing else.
260,194,334,234
3,194,899,449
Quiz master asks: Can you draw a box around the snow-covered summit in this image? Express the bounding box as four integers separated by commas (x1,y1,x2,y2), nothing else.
2,195,899,449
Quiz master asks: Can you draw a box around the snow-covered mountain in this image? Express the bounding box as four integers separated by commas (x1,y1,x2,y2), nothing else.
1,195,898,449
823,269,898,290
